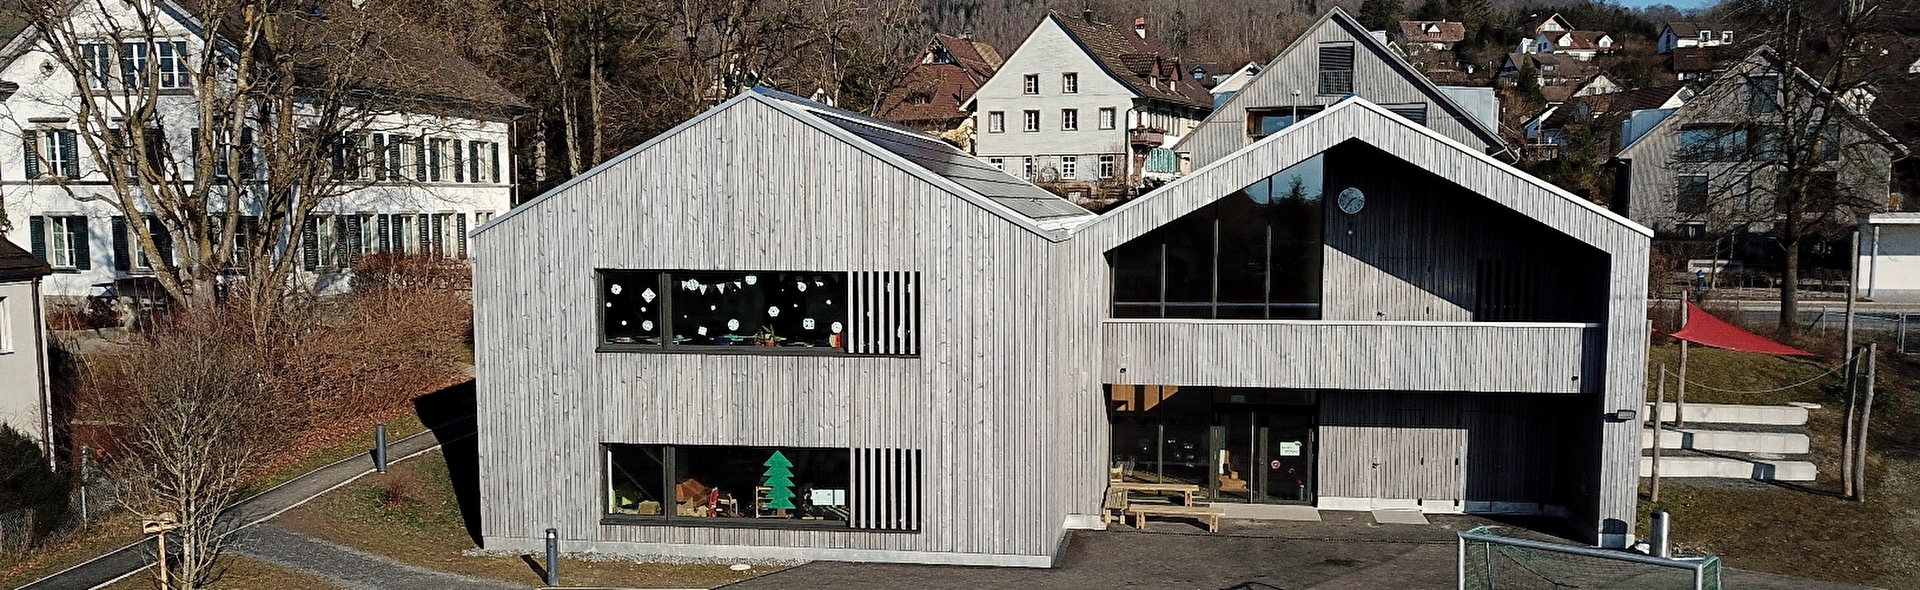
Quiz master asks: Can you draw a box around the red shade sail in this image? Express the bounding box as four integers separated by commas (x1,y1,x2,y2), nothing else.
1668,302,1815,357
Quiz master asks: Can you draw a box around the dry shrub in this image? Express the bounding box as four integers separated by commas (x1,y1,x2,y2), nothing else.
377,471,425,509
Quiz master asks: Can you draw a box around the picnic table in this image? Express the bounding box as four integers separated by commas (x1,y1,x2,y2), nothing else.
1109,482,1202,506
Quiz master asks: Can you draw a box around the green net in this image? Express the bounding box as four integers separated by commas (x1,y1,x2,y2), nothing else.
1460,526,1721,590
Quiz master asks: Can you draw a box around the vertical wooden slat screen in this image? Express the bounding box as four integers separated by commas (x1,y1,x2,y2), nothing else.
850,448,921,531
848,271,921,356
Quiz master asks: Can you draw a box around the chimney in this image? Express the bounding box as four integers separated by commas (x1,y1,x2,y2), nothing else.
1083,8,1093,24
1134,17,1147,38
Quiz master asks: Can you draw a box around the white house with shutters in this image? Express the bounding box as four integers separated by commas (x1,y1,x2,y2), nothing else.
0,0,523,299
968,10,1213,199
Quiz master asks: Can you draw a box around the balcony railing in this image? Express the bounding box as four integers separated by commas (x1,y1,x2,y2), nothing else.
1102,319,1602,393
1128,127,1165,148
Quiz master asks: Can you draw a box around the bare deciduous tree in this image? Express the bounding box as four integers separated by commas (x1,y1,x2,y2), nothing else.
85,311,275,589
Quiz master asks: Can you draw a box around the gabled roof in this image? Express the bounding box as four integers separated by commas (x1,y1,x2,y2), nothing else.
1544,85,1691,128
1536,13,1574,33
1665,22,1728,38
1045,11,1212,109
1399,20,1465,44
1198,8,1504,153
0,238,51,282
877,34,1000,126
1552,31,1612,51
1670,47,1720,73
0,0,525,114
1084,96,1650,249
1621,47,1911,159
476,87,1094,240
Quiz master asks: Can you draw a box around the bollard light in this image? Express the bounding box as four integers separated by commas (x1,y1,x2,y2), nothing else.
545,528,559,586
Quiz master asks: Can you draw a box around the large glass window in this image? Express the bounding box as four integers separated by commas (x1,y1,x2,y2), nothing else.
606,444,852,525
1247,106,1325,141
601,270,847,351
1110,155,1324,319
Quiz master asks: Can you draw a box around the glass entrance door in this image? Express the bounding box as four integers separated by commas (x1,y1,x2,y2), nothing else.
1212,405,1315,504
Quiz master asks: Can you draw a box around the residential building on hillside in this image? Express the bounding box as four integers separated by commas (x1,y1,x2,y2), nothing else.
1500,53,1599,88
876,34,1002,147
470,88,1650,568
1669,47,1723,81
1525,85,1693,160
1614,48,1909,240
1396,20,1465,54
0,0,525,300
1658,22,1734,54
969,11,1213,200
1518,13,1575,53
0,240,52,460
1199,62,1263,108
1176,8,1507,170
1533,30,1615,61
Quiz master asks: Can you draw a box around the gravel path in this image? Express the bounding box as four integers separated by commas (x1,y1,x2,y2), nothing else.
230,524,524,590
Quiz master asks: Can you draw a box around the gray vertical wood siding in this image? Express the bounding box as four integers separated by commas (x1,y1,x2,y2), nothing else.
1317,391,1584,511
473,94,1107,566
1174,9,1502,169
1078,98,1649,545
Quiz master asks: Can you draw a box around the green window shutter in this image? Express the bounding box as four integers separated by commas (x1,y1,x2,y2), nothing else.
417,214,430,255
301,217,319,271
149,216,172,266
429,214,445,256
59,131,77,178
70,216,91,270
490,142,500,183
29,216,46,260
415,134,428,180
376,214,391,253
23,132,39,179
455,213,468,259
344,215,362,264
453,142,464,182
112,216,129,271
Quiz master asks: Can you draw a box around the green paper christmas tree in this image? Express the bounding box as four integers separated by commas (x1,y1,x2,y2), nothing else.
762,451,797,511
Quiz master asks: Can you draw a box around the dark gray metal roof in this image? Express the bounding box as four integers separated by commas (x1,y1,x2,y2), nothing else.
758,89,1094,223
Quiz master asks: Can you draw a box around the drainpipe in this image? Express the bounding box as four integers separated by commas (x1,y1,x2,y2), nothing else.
34,275,54,470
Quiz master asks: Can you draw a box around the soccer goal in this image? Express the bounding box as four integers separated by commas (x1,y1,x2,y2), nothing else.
1459,526,1722,590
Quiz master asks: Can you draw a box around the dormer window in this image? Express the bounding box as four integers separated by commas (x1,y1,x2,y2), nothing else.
1699,31,1711,41
1721,31,1733,43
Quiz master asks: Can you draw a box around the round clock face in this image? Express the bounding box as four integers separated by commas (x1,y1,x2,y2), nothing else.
1337,187,1366,214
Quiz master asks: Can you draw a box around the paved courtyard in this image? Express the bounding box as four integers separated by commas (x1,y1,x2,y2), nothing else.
720,513,1876,590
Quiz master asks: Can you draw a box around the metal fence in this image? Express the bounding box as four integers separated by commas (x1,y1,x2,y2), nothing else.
1460,527,1721,590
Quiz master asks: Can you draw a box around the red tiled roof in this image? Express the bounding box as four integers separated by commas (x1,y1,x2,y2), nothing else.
878,35,1001,128
1049,12,1213,110
1399,20,1465,44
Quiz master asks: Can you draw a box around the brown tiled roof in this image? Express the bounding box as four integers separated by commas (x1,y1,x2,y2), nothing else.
878,35,1000,128
1870,73,1920,148
0,238,51,282
1556,31,1612,51
1545,85,1687,128
1665,22,1727,38
174,0,526,114
1048,12,1212,110
1541,82,1579,103
1670,47,1720,73
1398,20,1465,44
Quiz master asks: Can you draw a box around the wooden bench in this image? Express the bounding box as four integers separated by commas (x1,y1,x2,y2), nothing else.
1102,487,1129,524
1127,504,1225,533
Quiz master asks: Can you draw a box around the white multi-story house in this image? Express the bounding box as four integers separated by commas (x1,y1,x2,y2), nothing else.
1533,30,1615,61
1658,22,1735,54
0,0,524,299
969,10,1213,199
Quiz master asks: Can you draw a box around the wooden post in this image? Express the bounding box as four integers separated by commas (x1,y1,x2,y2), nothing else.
1856,343,1878,502
1651,365,1665,503
1677,293,1689,428
1845,230,1859,356
1842,347,1859,499
156,531,167,589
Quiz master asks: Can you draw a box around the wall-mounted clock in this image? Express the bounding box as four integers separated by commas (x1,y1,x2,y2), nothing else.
1337,187,1366,214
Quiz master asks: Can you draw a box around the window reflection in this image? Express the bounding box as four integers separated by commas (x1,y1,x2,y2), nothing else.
1110,155,1324,319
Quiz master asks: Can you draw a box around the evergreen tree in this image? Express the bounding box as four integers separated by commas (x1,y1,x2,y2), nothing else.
762,451,798,511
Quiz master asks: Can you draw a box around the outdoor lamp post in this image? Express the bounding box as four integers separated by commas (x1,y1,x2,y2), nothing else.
141,512,179,588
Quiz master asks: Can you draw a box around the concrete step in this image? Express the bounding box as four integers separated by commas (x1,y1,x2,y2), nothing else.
1639,455,1816,481
1641,428,1810,454
1642,402,1808,426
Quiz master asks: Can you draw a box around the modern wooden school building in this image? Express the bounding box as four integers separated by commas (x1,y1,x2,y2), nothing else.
470,88,1650,567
